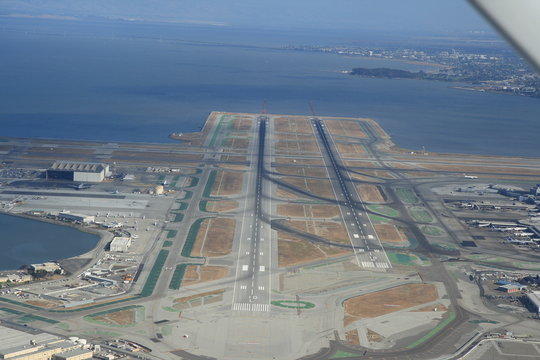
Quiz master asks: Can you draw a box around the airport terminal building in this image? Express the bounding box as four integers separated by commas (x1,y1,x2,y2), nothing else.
46,161,110,182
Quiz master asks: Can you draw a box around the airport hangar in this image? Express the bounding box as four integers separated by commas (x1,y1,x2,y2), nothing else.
45,161,110,182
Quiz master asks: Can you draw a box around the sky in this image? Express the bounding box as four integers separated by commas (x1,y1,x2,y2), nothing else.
1,0,492,34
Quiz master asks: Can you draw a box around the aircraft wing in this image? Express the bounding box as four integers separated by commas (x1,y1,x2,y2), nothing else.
469,0,540,73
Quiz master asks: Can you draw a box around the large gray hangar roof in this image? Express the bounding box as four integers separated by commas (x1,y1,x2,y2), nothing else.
50,161,106,173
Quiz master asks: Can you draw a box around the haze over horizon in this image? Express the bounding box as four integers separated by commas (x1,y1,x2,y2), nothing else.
1,0,492,35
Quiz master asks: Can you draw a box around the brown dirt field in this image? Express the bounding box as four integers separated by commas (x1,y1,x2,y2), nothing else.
174,289,225,304
193,218,235,257
26,300,61,309
374,224,406,243
358,184,385,203
348,173,379,182
277,231,352,267
274,117,313,134
275,157,324,166
277,204,341,219
275,166,327,178
206,200,239,212
280,177,335,199
182,265,229,286
218,164,248,170
335,143,367,155
231,118,253,131
223,137,249,149
274,133,314,140
367,329,385,342
362,170,395,179
95,309,136,326
344,284,439,320
275,140,319,154
413,303,448,312
286,220,350,244
211,171,244,196
385,162,417,170
403,171,440,178
324,120,367,138
345,329,360,345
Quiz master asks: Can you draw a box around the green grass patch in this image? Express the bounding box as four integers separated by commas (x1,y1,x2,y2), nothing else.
176,202,188,211
409,207,434,223
395,188,419,204
156,174,165,184
421,225,445,236
202,170,217,198
182,190,193,200
406,312,456,349
166,230,177,239
367,205,400,217
172,213,184,222
56,322,70,330
0,307,24,315
18,314,59,324
387,252,416,266
187,176,199,188
469,319,498,324
181,218,209,258
169,264,190,290
208,114,226,148
140,250,169,297
331,351,360,359
163,240,173,247
367,214,390,223
271,300,315,309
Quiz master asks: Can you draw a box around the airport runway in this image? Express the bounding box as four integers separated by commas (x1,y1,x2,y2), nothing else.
231,116,272,312
311,118,391,270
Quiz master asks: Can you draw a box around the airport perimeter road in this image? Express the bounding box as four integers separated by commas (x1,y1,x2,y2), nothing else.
311,118,391,270
230,116,272,312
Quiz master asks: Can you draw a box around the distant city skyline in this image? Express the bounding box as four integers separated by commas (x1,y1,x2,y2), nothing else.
1,0,492,34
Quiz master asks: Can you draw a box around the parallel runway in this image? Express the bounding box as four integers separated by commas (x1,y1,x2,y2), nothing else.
311,118,391,270
231,116,272,312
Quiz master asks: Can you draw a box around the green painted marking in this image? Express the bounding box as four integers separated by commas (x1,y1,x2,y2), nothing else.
271,300,315,309
187,176,199,188
172,213,184,222
166,230,177,239
406,312,456,349
163,240,173,247
176,202,188,211
140,250,169,297
421,225,445,236
331,351,360,359
17,314,59,324
387,252,416,266
181,218,210,258
203,170,217,198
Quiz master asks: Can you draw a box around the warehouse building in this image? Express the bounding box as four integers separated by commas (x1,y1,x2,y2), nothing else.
57,212,95,224
46,161,110,182
109,237,132,252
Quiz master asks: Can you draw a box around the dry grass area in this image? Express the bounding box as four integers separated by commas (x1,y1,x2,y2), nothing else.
362,170,395,179
192,218,235,257
413,303,448,312
182,265,229,286
335,142,367,155
274,116,313,134
275,140,319,154
367,329,385,343
274,133,314,140
223,137,249,150
280,177,335,199
275,157,324,166
277,204,340,219
358,184,385,203
28,147,91,155
211,171,244,196
275,166,327,178
26,300,61,309
385,162,417,170
174,289,225,304
345,329,360,345
95,309,137,326
231,117,253,131
324,119,367,138
220,155,247,163
348,172,379,182
374,224,407,244
278,231,352,267
206,200,239,212
344,284,439,324
286,220,350,244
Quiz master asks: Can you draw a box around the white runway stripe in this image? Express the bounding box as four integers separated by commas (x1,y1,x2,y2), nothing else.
233,303,270,312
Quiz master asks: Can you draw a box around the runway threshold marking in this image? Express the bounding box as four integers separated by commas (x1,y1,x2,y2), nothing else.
232,303,270,312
